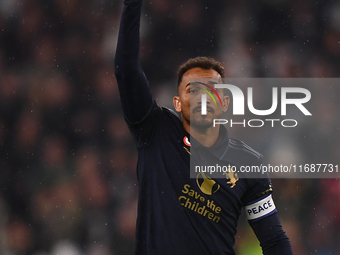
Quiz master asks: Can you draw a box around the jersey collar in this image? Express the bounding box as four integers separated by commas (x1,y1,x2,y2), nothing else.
190,125,230,161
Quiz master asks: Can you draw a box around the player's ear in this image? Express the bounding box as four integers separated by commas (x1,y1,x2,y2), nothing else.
173,96,182,113
222,96,230,112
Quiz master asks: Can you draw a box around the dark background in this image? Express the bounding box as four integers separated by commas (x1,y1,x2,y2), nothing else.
0,0,339,254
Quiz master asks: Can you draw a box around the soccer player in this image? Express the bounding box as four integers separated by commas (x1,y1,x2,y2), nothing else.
114,0,294,254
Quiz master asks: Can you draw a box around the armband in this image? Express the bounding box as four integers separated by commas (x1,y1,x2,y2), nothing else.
244,194,277,221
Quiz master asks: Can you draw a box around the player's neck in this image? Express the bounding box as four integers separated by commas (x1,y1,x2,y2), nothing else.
183,122,220,147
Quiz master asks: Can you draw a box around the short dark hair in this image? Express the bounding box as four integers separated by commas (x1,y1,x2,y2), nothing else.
177,56,225,88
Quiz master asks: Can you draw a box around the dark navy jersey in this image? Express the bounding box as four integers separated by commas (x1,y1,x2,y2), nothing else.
115,0,293,254
127,102,274,254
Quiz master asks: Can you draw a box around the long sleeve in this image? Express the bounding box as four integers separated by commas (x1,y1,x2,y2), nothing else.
249,213,294,255
114,0,153,124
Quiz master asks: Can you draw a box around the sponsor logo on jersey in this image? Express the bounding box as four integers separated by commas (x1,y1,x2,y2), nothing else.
196,172,220,195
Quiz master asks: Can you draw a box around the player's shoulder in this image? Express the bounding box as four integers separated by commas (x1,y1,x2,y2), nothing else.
228,138,263,160
226,137,263,166
161,106,182,124
127,103,179,126
161,106,180,117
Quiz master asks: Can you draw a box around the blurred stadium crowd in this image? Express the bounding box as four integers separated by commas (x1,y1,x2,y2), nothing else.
0,0,339,254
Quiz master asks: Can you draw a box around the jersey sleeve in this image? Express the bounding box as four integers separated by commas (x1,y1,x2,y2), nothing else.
114,0,154,125
242,177,276,222
242,177,293,254
249,213,294,255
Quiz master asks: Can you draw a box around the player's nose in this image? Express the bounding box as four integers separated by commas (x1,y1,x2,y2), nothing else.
198,92,212,105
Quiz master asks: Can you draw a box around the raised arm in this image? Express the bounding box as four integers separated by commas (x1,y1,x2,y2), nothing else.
115,0,153,123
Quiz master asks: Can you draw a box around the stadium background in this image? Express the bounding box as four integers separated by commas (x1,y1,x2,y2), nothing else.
0,0,339,254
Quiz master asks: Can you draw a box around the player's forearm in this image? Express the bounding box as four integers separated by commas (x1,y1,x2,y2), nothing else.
261,232,293,255
115,0,153,123
250,213,294,255
115,0,142,69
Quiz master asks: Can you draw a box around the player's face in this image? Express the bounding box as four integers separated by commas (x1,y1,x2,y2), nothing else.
173,68,229,129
